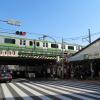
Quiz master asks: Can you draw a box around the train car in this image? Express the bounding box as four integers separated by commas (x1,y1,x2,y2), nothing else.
0,35,83,55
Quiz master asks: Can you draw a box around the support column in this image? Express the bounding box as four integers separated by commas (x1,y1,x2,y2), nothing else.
70,64,74,79
90,63,94,79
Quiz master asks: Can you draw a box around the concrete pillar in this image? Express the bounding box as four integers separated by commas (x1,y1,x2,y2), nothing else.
90,63,94,79
57,67,61,78
71,65,74,79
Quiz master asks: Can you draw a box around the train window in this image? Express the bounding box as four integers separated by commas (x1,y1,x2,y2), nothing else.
20,40,22,45
68,46,74,50
20,40,26,45
46,43,48,47
23,40,26,45
36,42,40,46
43,43,45,47
29,41,33,46
51,44,58,48
43,42,48,47
4,38,15,44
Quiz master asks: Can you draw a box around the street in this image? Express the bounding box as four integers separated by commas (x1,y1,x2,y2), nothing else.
0,79,100,100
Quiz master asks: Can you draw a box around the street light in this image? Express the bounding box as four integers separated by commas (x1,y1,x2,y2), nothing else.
0,19,21,26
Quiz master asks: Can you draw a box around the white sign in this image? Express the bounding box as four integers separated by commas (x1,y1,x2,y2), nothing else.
0,50,18,57
57,56,60,62
7,19,21,26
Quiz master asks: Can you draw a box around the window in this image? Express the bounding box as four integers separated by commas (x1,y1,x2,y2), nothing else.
68,46,74,50
23,40,26,45
43,43,45,47
43,42,48,47
36,42,40,46
46,43,48,47
29,41,33,46
4,38,15,44
51,44,58,48
20,40,22,45
20,40,26,45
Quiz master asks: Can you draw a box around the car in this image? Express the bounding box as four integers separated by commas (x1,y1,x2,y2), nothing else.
0,71,12,82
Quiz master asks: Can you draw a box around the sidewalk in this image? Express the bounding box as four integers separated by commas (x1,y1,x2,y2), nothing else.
67,78,100,85
82,79,100,84
59,78,100,85
26,77,100,85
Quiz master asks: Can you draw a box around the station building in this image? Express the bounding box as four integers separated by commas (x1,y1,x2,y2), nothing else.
68,38,100,79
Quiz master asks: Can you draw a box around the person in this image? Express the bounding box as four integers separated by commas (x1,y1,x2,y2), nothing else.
28,72,35,80
32,73,35,78
71,70,74,79
28,73,31,80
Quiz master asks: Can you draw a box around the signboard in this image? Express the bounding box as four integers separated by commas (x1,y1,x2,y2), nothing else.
56,56,60,62
0,50,18,57
7,19,21,26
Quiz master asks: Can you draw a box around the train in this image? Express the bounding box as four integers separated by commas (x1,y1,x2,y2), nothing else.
0,35,83,55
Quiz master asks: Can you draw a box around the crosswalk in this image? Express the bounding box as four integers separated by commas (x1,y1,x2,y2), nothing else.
0,80,100,100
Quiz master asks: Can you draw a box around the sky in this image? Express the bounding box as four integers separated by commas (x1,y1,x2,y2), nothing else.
0,0,100,45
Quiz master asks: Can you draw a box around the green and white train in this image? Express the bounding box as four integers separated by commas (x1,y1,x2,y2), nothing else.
0,35,83,57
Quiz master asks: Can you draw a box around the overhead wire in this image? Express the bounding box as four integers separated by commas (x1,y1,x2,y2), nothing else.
0,27,100,41
0,27,46,36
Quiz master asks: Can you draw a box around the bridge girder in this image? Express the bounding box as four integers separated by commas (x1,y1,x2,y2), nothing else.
0,56,56,66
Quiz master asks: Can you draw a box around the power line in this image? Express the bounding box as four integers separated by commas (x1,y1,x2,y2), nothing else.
0,27,100,42
63,31,100,41
0,27,46,36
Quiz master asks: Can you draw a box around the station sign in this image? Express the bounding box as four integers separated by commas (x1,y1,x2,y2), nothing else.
0,50,18,57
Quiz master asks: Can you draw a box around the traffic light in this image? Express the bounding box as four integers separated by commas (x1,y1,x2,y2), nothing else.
15,31,26,36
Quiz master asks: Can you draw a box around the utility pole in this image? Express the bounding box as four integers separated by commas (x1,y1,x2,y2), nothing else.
88,29,91,44
61,37,64,79
82,29,92,44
